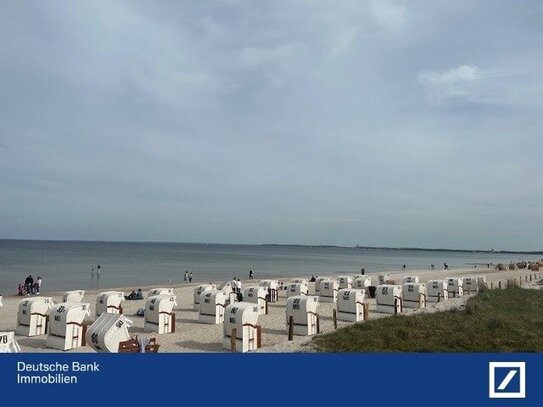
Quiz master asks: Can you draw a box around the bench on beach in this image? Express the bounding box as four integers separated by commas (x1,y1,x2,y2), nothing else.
118,336,160,353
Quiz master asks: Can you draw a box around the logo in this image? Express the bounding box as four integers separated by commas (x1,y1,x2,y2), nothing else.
489,362,526,399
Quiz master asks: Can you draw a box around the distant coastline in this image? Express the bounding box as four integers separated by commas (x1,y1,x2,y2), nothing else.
1,238,541,255
261,244,543,255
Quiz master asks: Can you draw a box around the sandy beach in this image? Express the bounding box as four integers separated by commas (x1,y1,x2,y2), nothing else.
1,266,540,353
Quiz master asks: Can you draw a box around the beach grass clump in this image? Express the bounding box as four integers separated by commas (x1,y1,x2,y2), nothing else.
516,261,527,269
312,286,543,352
529,263,540,271
508,263,516,270
495,263,506,271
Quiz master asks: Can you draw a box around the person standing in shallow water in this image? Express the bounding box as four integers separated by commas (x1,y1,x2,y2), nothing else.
189,272,193,283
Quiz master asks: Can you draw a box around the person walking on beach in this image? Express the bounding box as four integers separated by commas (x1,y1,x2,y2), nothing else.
249,270,254,279
184,271,188,283
24,275,33,296
91,264,95,274
35,276,42,294
189,272,193,283
444,262,449,270
402,264,406,270
361,268,365,275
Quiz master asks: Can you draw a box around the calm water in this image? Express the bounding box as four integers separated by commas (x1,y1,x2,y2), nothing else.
0,240,540,294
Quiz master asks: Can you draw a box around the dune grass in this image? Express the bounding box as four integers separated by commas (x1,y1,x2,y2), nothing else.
312,286,543,352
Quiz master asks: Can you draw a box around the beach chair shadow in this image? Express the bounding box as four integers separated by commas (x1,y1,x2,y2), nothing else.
175,340,223,352
262,327,286,336
128,326,147,334
267,302,285,309
178,307,197,312
16,337,47,350
174,317,198,324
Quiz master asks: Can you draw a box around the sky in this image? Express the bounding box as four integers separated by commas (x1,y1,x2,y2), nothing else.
0,1,542,250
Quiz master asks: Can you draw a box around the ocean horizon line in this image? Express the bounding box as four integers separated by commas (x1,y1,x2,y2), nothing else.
1,238,541,255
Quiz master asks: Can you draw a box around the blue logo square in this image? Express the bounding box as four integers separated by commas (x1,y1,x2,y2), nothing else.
494,367,521,393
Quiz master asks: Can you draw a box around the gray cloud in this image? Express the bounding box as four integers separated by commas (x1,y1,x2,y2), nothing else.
0,0,542,250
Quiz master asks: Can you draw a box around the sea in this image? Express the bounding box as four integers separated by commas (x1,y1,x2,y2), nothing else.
0,239,540,295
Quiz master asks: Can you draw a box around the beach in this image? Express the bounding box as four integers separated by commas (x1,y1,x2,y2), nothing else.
1,266,540,353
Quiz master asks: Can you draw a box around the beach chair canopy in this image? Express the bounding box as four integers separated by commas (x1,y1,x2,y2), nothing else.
62,290,85,303
86,313,133,353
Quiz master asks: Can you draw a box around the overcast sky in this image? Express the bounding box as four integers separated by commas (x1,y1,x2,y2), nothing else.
1,1,542,250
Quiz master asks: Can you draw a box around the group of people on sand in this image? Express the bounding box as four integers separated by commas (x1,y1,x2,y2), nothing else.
18,275,42,296
125,288,144,300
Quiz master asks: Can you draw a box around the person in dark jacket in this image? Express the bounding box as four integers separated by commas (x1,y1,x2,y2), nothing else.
24,275,34,296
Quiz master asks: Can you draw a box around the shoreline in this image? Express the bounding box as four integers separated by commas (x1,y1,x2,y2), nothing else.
2,264,503,299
